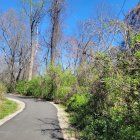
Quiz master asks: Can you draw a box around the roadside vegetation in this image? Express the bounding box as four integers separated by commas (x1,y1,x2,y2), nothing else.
0,99,18,120
16,47,140,139
0,82,18,120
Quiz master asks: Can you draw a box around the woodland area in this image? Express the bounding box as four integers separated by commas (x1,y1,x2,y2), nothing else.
0,0,140,139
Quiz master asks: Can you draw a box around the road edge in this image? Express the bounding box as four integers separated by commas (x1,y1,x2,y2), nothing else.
50,102,77,140
0,97,25,126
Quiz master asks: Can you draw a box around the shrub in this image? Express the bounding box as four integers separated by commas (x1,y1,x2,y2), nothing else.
16,65,77,102
16,80,29,96
67,94,89,111
16,77,49,98
45,65,77,101
27,77,43,97
55,86,71,103
60,70,77,87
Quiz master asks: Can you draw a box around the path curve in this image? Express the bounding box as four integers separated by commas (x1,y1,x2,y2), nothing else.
0,97,25,126
0,95,64,140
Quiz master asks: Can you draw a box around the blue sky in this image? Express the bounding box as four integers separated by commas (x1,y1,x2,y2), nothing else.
66,0,139,34
0,0,139,35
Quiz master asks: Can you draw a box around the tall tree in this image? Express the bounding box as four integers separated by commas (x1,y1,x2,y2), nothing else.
49,0,64,65
0,10,30,90
29,0,34,81
22,0,45,80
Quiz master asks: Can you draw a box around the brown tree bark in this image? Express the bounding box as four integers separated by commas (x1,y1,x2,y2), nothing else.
50,0,64,65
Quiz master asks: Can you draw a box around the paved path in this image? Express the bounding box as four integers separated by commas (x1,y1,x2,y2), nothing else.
0,95,64,140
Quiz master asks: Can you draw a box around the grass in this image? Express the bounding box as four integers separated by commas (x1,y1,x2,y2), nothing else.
0,99,18,120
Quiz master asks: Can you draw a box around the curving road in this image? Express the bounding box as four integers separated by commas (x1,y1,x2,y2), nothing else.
0,95,64,140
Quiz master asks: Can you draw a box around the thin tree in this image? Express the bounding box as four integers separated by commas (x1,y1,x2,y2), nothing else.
28,0,34,80
22,0,45,80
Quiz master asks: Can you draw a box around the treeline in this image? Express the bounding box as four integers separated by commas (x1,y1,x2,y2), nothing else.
0,0,140,139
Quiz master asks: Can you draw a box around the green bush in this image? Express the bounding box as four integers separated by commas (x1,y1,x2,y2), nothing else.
55,86,71,103
0,82,6,100
45,65,77,101
16,80,29,96
16,77,49,98
67,94,89,111
15,65,77,101
27,77,43,97
60,70,77,87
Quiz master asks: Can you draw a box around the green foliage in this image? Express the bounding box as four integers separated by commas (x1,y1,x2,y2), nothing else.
16,77,49,99
135,34,140,42
27,77,43,98
60,70,77,87
130,33,140,51
16,65,77,102
55,86,71,103
67,51,140,139
16,80,30,96
46,65,77,101
67,94,89,111
135,51,140,59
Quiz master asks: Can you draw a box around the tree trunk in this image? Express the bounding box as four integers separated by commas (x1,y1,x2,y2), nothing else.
28,0,34,80
50,0,62,65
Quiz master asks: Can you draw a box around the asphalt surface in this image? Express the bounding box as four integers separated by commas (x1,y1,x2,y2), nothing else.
0,95,64,140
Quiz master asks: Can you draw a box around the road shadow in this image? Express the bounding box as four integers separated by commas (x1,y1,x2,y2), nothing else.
16,95,35,99
15,95,48,102
36,117,64,140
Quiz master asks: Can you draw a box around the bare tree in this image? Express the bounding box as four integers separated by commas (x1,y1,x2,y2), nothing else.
49,0,64,65
0,10,30,90
64,4,124,72
22,0,45,80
